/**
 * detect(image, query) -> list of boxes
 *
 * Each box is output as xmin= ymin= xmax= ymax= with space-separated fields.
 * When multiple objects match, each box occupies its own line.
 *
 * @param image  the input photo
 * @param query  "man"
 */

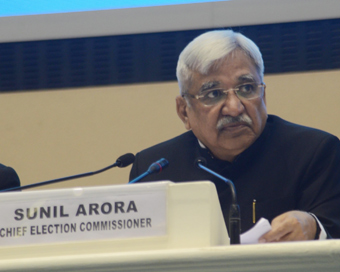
xmin=129 ymin=30 xmax=340 ymax=242
xmin=0 ymin=163 xmax=20 ymax=191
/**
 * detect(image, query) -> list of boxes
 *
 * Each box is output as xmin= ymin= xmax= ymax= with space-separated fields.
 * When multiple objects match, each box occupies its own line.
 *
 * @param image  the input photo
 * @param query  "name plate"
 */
xmin=0 ymin=183 xmax=167 ymax=246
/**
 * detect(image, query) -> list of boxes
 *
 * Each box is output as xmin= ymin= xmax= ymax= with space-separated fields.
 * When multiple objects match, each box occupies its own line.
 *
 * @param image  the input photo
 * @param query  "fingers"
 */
xmin=259 ymin=211 xmax=317 ymax=243
xmin=259 ymin=215 xmax=293 ymax=242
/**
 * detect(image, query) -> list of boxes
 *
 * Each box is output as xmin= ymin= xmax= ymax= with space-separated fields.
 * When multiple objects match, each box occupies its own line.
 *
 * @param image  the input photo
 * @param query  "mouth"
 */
xmin=218 ymin=122 xmax=249 ymax=132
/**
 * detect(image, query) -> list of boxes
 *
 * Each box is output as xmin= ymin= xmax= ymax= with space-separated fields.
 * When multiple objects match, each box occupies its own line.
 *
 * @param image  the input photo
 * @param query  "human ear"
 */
xmin=176 ymin=96 xmax=191 ymax=130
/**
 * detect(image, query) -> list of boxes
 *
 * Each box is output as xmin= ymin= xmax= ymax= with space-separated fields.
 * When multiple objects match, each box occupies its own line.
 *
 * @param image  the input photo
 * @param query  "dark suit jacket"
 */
xmin=0 ymin=164 xmax=20 ymax=191
xmin=130 ymin=115 xmax=340 ymax=237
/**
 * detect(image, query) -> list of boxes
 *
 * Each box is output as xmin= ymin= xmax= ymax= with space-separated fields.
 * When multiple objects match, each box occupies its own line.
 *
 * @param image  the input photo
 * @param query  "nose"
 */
xmin=221 ymin=91 xmax=245 ymax=116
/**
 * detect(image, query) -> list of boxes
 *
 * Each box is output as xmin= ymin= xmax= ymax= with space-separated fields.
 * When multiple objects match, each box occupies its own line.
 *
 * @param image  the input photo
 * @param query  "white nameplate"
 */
xmin=0 ymin=183 xmax=167 ymax=246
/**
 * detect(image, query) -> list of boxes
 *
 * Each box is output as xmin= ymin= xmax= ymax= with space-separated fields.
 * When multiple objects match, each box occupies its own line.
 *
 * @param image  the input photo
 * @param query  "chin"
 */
xmin=220 ymin=135 xmax=257 ymax=152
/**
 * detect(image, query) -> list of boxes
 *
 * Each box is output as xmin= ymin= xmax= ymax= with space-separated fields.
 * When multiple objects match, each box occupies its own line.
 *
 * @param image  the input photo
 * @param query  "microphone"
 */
xmin=1 ymin=153 xmax=135 ymax=192
xmin=195 ymin=157 xmax=241 ymax=245
xmin=129 ymin=158 xmax=169 ymax=184
xmin=115 ymin=153 xmax=136 ymax=168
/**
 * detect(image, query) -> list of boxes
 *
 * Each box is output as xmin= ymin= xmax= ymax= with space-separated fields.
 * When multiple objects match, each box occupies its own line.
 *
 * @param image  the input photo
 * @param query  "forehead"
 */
xmin=191 ymin=50 xmax=260 ymax=92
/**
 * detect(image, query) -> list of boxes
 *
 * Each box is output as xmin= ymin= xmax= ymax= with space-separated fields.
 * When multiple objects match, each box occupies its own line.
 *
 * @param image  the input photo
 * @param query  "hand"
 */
xmin=259 ymin=211 xmax=317 ymax=242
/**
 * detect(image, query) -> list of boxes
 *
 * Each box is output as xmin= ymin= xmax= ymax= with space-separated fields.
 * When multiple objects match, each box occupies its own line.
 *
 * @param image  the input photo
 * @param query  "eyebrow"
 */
xmin=237 ymin=74 xmax=257 ymax=83
xmin=199 ymin=81 xmax=221 ymax=93
xmin=198 ymin=74 xmax=257 ymax=93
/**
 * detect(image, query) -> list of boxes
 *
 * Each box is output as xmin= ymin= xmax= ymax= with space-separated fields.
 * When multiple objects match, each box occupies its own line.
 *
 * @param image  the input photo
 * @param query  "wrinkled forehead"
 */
xmin=179 ymin=49 xmax=262 ymax=95
xmin=198 ymin=74 xmax=258 ymax=92
xmin=206 ymin=49 xmax=260 ymax=76
xmin=191 ymin=51 xmax=261 ymax=90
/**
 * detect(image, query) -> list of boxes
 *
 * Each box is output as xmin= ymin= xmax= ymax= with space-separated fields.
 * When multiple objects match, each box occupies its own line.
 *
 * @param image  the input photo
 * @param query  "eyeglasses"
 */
xmin=182 ymin=82 xmax=266 ymax=106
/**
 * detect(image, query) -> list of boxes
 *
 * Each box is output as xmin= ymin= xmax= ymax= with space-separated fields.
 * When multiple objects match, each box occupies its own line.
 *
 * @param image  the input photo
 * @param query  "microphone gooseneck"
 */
xmin=195 ymin=157 xmax=241 ymax=245
xmin=1 ymin=153 xmax=136 ymax=192
xmin=194 ymin=157 xmax=237 ymax=204
xmin=129 ymin=158 xmax=169 ymax=184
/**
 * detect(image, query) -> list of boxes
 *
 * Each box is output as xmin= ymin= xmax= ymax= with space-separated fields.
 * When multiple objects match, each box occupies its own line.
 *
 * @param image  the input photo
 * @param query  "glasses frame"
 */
xmin=182 ymin=82 xmax=266 ymax=106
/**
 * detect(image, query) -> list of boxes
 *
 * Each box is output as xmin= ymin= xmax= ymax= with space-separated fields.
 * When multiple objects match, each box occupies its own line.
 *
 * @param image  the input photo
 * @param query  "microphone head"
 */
xmin=116 ymin=153 xmax=135 ymax=168
xmin=147 ymin=158 xmax=169 ymax=174
xmin=194 ymin=157 xmax=207 ymax=168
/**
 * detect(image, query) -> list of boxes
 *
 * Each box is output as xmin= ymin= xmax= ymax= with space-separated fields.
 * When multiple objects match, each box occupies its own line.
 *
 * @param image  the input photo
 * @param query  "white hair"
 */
xmin=176 ymin=30 xmax=264 ymax=95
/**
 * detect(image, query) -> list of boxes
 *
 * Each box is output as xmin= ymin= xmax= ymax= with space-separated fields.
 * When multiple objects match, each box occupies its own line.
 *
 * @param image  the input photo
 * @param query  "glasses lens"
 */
xmin=236 ymin=83 xmax=263 ymax=100
xmin=201 ymin=90 xmax=226 ymax=105
xmin=198 ymin=84 xmax=264 ymax=106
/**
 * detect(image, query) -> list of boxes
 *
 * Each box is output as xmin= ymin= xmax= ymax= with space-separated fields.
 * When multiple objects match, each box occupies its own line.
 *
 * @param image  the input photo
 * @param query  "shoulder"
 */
xmin=267 ymin=115 xmax=339 ymax=145
xmin=138 ymin=131 xmax=197 ymax=155
xmin=130 ymin=131 xmax=198 ymax=181
xmin=0 ymin=164 xmax=21 ymax=190
xmin=263 ymin=115 xmax=340 ymax=167
xmin=134 ymin=130 xmax=197 ymax=165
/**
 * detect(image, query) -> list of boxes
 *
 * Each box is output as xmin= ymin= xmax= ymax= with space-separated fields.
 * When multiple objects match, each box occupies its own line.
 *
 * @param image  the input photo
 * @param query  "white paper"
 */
xmin=240 ymin=218 xmax=272 ymax=244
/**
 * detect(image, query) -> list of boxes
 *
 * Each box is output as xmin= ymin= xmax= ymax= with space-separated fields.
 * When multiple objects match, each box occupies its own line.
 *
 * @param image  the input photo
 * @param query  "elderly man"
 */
xmin=129 ymin=30 xmax=340 ymax=242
